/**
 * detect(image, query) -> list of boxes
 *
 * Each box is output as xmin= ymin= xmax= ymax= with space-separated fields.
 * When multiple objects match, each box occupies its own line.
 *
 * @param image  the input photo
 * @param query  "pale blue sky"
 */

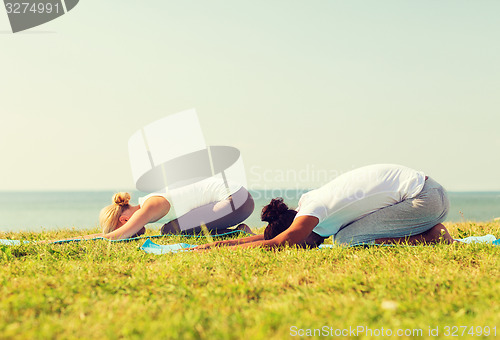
xmin=1 ymin=1 xmax=499 ymax=191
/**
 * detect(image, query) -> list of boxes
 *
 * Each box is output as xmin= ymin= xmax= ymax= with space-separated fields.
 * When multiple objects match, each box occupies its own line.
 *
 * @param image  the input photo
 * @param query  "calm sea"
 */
xmin=1 ymin=190 xmax=499 ymax=232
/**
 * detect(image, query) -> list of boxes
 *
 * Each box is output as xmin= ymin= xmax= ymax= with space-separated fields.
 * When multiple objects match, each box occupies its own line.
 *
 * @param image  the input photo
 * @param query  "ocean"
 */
xmin=1 ymin=190 xmax=499 ymax=232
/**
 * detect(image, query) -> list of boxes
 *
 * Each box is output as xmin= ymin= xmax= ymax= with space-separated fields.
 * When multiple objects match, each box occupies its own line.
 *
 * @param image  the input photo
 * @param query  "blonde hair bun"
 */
xmin=113 ymin=192 xmax=131 ymax=207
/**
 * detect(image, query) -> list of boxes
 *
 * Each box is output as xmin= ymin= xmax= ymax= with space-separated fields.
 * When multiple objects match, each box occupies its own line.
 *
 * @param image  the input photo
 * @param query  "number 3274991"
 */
xmin=444 ymin=326 xmax=496 ymax=337
xmin=5 ymin=2 xmax=61 ymax=14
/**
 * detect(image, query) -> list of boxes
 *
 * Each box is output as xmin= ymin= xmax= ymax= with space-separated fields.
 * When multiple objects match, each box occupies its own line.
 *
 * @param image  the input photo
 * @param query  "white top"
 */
xmin=139 ymin=176 xmax=242 ymax=228
xmin=295 ymin=164 xmax=426 ymax=237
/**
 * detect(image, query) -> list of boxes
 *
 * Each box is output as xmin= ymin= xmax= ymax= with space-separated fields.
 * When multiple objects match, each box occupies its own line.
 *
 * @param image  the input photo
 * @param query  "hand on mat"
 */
xmin=194 ymin=240 xmax=234 ymax=250
xmin=195 ymin=234 xmax=266 ymax=250
xmin=194 ymin=243 xmax=217 ymax=250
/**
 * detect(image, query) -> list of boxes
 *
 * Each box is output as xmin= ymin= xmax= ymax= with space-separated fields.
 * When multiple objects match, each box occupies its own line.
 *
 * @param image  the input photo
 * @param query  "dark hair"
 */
xmin=262 ymin=198 xmax=297 ymax=240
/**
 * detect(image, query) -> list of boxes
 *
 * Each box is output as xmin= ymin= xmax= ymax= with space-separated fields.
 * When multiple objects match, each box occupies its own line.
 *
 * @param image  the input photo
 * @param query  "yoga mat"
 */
xmin=0 ymin=230 xmax=251 ymax=246
xmin=139 ymin=235 xmax=499 ymax=255
xmin=140 ymin=239 xmax=197 ymax=254
xmin=3 ymin=233 xmax=496 ymax=253
xmin=318 ymin=235 xmax=498 ymax=248
xmin=455 ymin=234 xmax=497 ymax=244
xmin=0 ymin=240 xmax=29 ymax=246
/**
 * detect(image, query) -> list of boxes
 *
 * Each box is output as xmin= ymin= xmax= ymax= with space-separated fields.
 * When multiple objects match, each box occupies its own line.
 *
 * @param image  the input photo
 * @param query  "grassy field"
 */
xmin=1 ymin=221 xmax=499 ymax=339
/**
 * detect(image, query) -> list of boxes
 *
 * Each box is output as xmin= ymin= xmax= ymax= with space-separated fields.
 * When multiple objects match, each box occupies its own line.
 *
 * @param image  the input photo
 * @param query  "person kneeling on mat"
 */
xmin=197 ymin=164 xmax=455 ymax=250
xmin=98 ymin=177 xmax=254 ymax=240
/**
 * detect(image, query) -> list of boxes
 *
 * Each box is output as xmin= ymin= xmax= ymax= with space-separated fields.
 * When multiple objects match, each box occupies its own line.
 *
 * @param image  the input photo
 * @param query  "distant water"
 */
xmin=0 ymin=190 xmax=499 ymax=232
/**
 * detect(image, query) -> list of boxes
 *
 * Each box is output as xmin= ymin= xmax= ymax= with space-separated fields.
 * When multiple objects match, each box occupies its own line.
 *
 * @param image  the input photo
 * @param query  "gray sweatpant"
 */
xmin=334 ymin=177 xmax=450 ymax=245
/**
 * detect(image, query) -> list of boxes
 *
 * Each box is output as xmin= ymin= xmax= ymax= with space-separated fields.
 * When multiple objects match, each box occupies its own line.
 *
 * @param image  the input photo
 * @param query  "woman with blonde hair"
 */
xmin=99 ymin=192 xmax=147 ymax=238
xmin=97 ymin=177 xmax=254 ymax=240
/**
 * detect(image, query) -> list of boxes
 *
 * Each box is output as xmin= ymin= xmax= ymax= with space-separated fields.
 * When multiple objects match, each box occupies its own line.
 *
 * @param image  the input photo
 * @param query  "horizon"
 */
xmin=2 ymin=189 xmax=500 ymax=194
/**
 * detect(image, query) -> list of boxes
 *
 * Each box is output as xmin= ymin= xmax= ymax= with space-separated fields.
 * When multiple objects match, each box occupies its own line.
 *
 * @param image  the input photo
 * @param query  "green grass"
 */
xmin=1 ymin=222 xmax=499 ymax=339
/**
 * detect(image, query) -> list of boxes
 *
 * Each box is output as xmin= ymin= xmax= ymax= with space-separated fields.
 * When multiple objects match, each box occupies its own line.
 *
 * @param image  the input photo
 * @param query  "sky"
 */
xmin=1 ymin=0 xmax=499 ymax=192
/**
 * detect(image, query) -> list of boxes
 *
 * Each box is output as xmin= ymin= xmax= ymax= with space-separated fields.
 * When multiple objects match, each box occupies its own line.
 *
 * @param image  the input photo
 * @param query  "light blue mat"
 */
xmin=0 ymin=240 xmax=29 ymax=246
xmin=140 ymin=239 xmax=197 ymax=254
xmin=140 ymin=235 xmax=499 ymax=255
xmin=0 ymin=230 xmax=250 ymax=247
xmin=319 ymin=234 xmax=499 ymax=248
xmin=3 ymin=233 xmax=497 ymax=254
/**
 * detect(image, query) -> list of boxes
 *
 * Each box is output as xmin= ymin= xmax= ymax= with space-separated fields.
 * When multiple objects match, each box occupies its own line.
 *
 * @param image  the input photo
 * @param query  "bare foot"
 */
xmin=375 ymin=223 xmax=456 ymax=245
xmin=236 ymin=223 xmax=255 ymax=235
xmin=160 ymin=220 xmax=181 ymax=235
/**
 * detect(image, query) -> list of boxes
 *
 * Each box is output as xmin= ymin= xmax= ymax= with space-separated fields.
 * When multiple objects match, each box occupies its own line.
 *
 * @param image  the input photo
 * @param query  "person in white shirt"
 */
xmin=198 ymin=164 xmax=454 ymax=249
xmin=97 ymin=177 xmax=254 ymax=240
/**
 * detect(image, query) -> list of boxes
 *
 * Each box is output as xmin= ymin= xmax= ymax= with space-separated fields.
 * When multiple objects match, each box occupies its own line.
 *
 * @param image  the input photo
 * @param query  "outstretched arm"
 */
xmin=38 ymin=232 xmax=105 ymax=244
xmin=103 ymin=197 xmax=170 ymax=240
xmin=195 ymin=216 xmax=319 ymax=250
xmin=195 ymin=234 xmax=265 ymax=249
xmin=38 ymin=197 xmax=170 ymax=243
xmin=233 ymin=216 xmax=320 ymax=249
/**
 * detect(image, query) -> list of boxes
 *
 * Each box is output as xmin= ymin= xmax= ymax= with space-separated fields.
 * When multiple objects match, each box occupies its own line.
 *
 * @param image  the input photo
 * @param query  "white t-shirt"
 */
xmin=295 ymin=164 xmax=426 ymax=237
xmin=138 ymin=176 xmax=242 ymax=227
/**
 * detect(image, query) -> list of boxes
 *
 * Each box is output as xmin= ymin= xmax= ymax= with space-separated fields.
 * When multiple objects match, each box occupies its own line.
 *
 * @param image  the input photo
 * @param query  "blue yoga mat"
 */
xmin=319 ymin=235 xmax=499 ymax=248
xmin=0 ymin=239 xmax=29 ymax=246
xmin=140 ymin=239 xmax=197 ymax=254
xmin=3 ymin=233 xmax=497 ymax=253
xmin=0 ymin=230 xmax=250 ymax=247
xmin=139 ymin=235 xmax=499 ymax=255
